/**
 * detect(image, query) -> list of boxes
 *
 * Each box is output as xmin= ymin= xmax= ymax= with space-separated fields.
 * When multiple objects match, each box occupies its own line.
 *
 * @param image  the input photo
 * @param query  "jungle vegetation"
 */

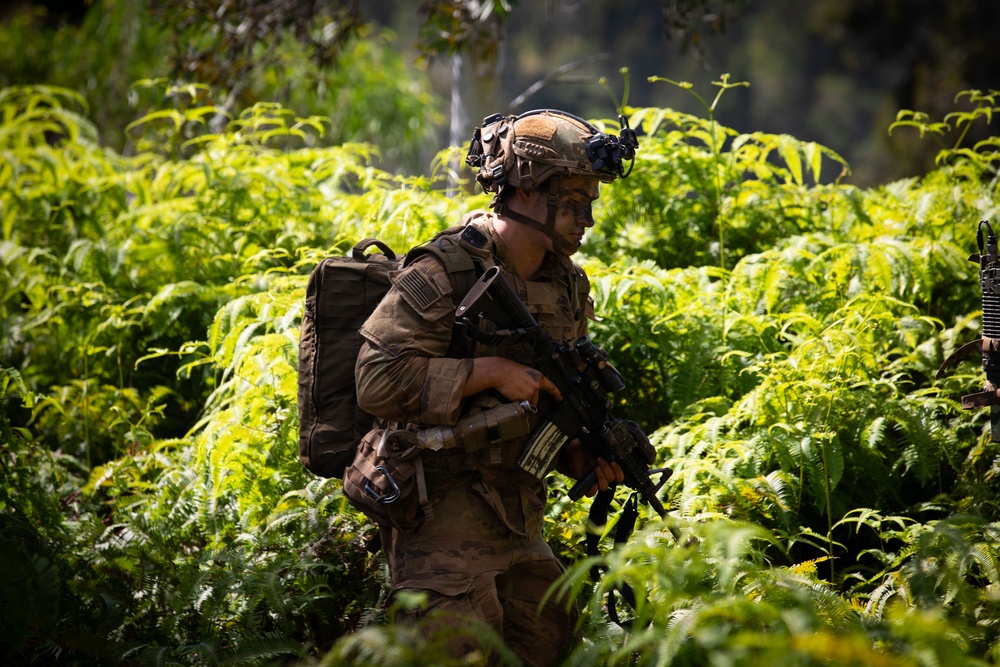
xmin=3 ymin=3 xmax=1000 ymax=666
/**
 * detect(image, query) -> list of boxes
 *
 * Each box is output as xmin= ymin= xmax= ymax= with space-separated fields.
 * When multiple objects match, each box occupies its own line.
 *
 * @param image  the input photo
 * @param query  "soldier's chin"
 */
xmin=554 ymin=242 xmax=580 ymax=257
xmin=556 ymin=235 xmax=583 ymax=254
xmin=546 ymin=232 xmax=582 ymax=256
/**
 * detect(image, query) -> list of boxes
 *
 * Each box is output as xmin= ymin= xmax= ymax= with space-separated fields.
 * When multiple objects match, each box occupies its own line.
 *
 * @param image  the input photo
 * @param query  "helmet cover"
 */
xmin=466 ymin=109 xmax=638 ymax=194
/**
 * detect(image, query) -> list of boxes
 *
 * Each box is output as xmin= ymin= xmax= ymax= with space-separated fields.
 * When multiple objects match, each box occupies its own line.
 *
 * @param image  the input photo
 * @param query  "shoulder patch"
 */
xmin=395 ymin=267 xmax=444 ymax=311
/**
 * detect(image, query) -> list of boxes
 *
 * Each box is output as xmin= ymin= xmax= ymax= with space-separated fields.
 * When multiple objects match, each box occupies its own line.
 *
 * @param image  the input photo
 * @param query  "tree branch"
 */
xmin=507 ymin=52 xmax=611 ymax=110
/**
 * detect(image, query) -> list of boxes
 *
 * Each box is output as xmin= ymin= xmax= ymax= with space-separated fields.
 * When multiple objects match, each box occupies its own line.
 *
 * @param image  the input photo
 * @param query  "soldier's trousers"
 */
xmin=382 ymin=482 xmax=578 ymax=666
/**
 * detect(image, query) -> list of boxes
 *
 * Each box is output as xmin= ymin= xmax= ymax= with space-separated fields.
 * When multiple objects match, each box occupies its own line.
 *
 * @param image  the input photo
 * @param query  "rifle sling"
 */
xmin=587 ymin=488 xmax=647 ymax=630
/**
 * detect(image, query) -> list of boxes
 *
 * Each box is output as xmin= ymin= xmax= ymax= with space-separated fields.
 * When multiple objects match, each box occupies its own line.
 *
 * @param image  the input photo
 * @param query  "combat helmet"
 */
xmin=466 ymin=109 xmax=638 ymax=254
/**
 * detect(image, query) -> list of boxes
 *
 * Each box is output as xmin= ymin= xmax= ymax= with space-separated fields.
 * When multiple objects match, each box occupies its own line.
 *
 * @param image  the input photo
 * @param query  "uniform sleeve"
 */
xmin=356 ymin=255 xmax=474 ymax=426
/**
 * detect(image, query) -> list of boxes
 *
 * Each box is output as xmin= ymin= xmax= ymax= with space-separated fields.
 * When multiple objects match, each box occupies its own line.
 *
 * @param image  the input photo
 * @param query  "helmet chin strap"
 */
xmin=491 ymin=177 xmax=579 ymax=256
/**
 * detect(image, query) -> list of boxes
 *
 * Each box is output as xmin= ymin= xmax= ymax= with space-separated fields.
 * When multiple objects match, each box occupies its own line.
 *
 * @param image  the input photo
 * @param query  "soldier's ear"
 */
xmin=513 ymin=186 xmax=535 ymax=203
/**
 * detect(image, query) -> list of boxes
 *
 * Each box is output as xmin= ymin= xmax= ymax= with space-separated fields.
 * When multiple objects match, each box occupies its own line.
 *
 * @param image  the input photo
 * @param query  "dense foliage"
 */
xmin=2 ymin=77 xmax=1000 ymax=666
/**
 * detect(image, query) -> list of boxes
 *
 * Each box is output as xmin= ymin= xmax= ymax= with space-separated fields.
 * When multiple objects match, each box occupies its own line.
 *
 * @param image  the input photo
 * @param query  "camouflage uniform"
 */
xmin=356 ymin=210 xmax=592 ymax=665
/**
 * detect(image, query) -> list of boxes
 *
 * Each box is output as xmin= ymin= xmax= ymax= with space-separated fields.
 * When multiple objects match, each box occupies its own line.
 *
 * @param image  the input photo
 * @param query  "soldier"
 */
xmin=355 ymin=109 xmax=633 ymax=665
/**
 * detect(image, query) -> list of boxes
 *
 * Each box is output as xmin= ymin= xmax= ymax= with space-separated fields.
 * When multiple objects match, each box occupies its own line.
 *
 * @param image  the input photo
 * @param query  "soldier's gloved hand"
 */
xmin=465 ymin=356 xmax=562 ymax=407
xmin=557 ymin=439 xmax=624 ymax=497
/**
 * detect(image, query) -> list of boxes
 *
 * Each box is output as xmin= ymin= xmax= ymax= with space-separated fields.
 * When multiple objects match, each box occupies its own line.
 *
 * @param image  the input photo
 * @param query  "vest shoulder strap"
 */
xmin=404 ymin=224 xmax=495 ymax=305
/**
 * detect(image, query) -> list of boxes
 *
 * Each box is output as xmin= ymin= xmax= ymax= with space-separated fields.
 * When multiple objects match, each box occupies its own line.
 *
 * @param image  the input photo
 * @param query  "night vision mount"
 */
xmin=585 ymin=113 xmax=639 ymax=178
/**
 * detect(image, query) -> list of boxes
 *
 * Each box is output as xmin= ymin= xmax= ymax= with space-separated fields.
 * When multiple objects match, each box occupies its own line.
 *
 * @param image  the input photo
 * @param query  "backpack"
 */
xmin=296 ymin=229 xmax=486 ymax=479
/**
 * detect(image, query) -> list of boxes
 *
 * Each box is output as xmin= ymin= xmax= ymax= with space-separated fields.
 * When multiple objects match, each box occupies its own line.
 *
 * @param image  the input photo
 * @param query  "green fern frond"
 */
xmin=216 ymin=630 xmax=301 ymax=665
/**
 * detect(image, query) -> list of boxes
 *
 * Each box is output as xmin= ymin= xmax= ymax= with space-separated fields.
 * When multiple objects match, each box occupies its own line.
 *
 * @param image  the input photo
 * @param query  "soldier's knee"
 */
xmin=389 ymin=579 xmax=509 ymax=664
xmin=501 ymin=595 xmax=578 ymax=667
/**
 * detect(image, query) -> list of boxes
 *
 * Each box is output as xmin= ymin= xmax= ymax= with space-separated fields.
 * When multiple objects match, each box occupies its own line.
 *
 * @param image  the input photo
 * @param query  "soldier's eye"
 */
xmin=560 ymin=199 xmax=592 ymax=220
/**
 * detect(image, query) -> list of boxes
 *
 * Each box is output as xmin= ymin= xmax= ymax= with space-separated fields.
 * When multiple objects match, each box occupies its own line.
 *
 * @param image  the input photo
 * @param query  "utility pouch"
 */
xmin=342 ymin=429 xmax=433 ymax=531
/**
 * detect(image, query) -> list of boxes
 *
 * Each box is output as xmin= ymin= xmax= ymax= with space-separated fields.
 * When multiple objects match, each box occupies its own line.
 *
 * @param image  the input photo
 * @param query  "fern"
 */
xmin=5 ymin=76 xmax=1000 ymax=664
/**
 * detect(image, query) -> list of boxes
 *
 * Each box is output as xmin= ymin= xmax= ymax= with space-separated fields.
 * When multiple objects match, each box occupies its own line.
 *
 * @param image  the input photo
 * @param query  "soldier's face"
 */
xmin=551 ymin=177 xmax=600 ymax=254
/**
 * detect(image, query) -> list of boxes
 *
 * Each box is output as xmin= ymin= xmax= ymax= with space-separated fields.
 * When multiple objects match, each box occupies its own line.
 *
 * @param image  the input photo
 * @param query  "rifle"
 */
xmin=455 ymin=265 xmax=670 ymax=516
xmin=937 ymin=219 xmax=1000 ymax=441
